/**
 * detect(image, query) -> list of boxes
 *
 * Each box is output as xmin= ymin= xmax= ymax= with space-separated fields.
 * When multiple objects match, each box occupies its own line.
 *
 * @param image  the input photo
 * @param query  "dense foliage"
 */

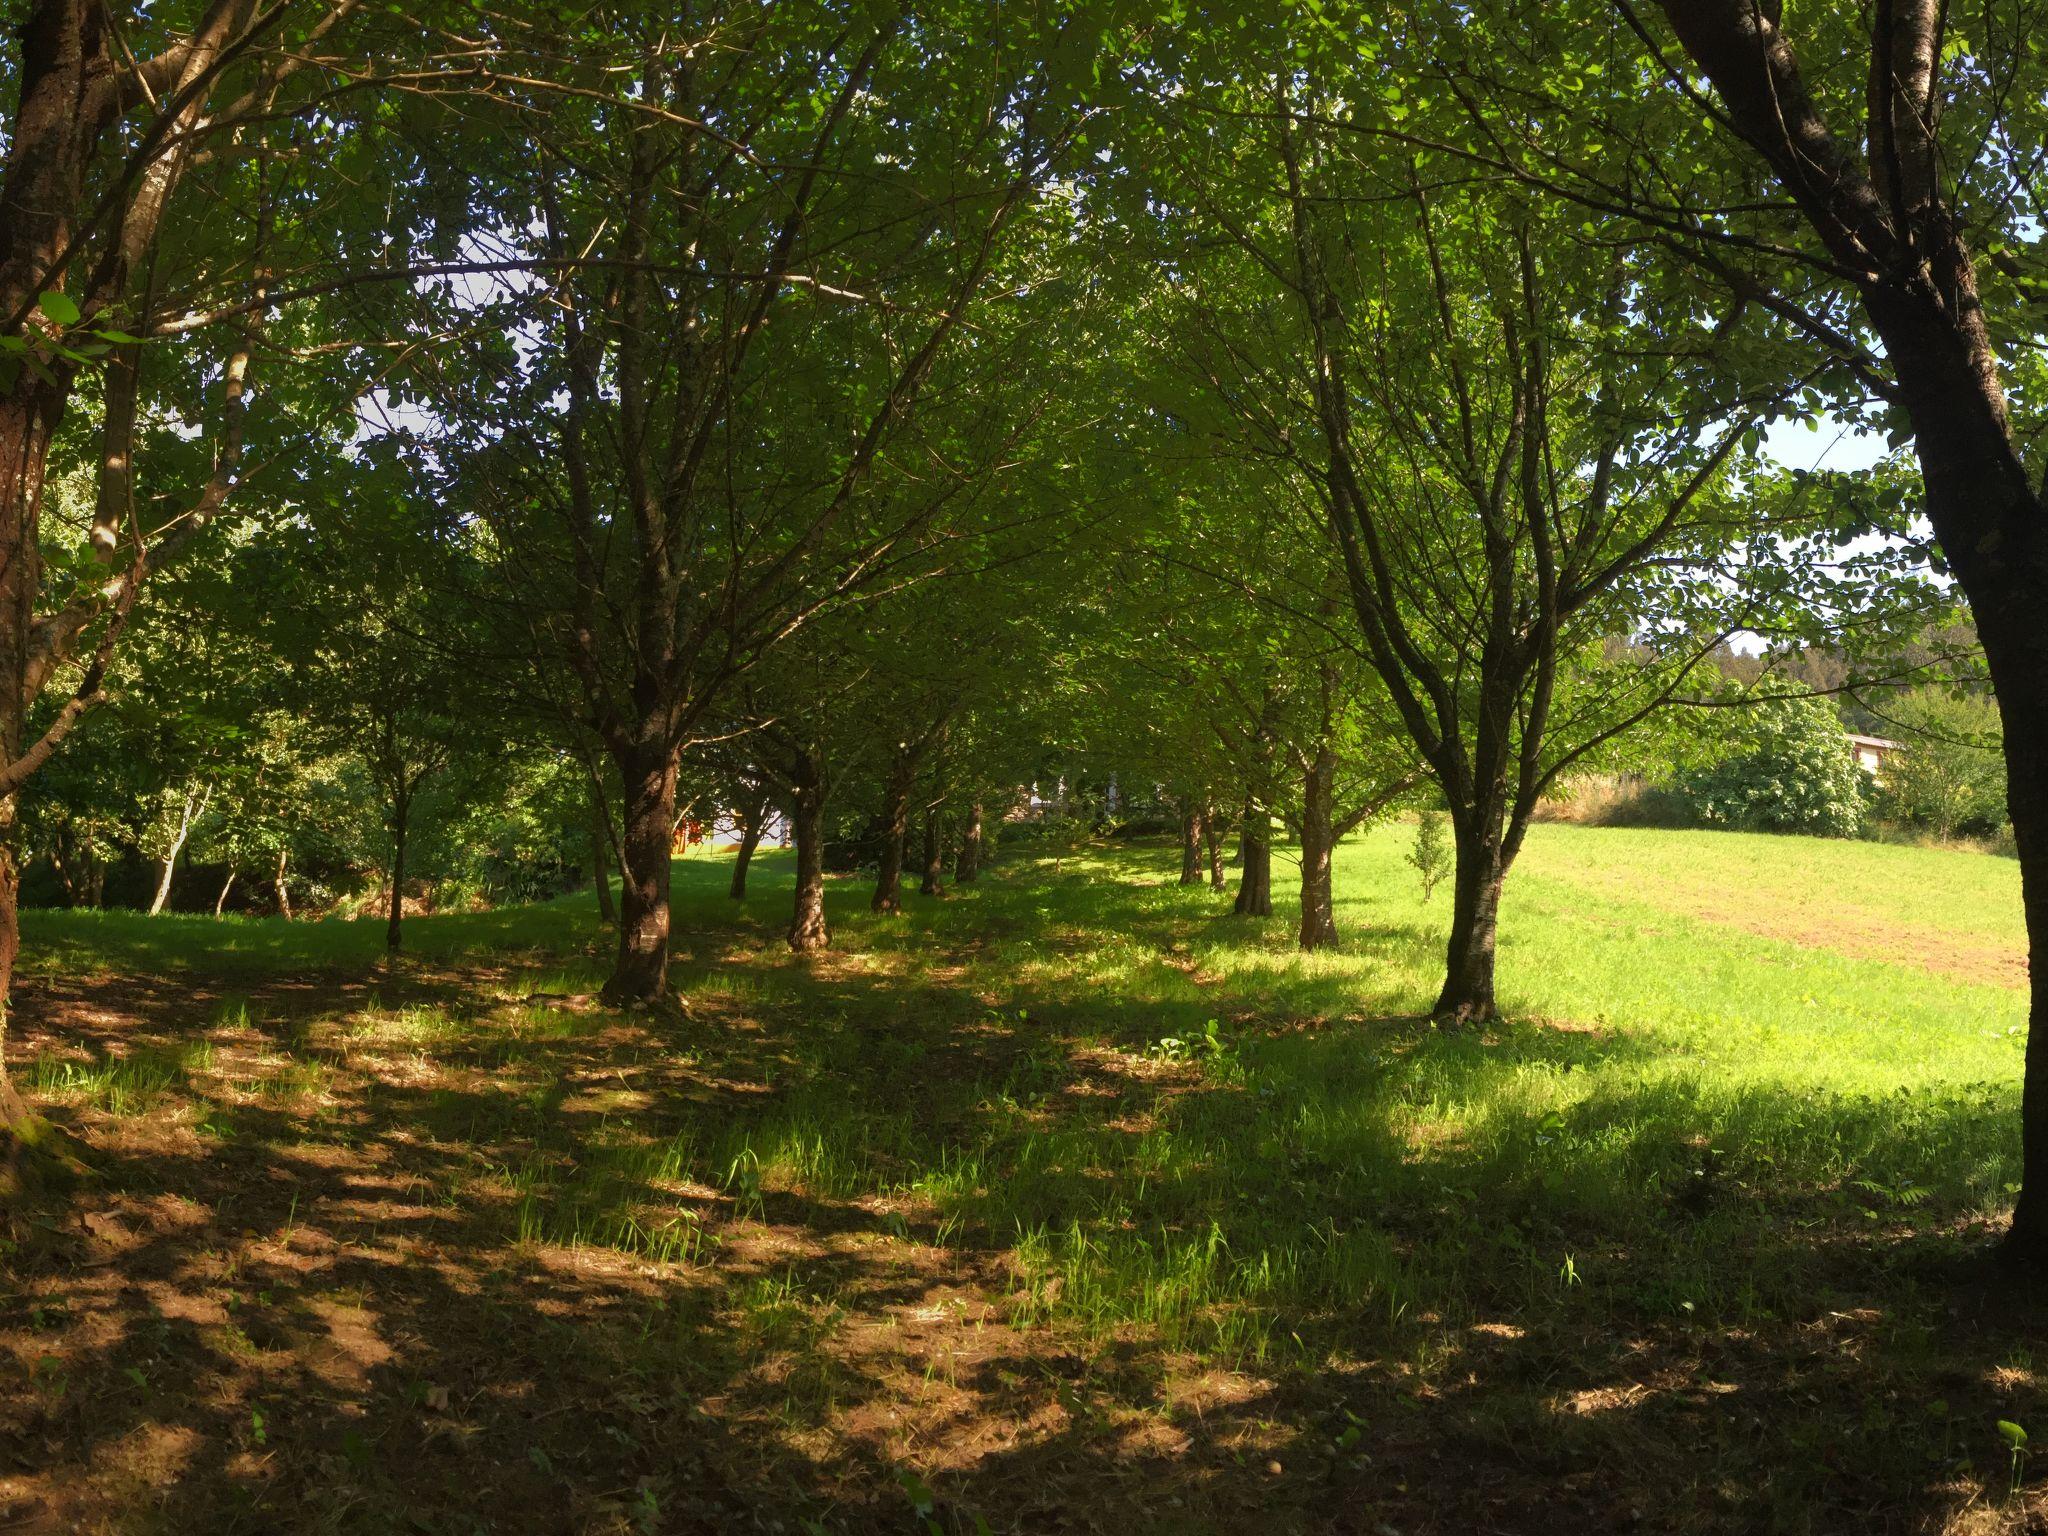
xmin=1680 ymin=696 xmax=1870 ymax=838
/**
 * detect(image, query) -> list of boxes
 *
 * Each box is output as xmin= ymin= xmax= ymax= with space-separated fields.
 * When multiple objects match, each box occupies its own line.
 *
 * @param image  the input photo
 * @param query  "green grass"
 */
xmin=11 ymin=825 xmax=2042 ymax=1532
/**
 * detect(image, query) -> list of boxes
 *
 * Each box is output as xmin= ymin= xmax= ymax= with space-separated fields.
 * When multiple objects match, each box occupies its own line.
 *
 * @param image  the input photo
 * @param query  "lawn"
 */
xmin=2 ymin=824 xmax=2040 ymax=1534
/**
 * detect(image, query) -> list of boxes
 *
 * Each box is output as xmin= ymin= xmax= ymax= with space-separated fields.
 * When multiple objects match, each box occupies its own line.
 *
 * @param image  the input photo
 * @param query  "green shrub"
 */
xmin=1679 ymin=695 xmax=1866 ymax=837
xmin=1869 ymin=688 xmax=2006 ymax=838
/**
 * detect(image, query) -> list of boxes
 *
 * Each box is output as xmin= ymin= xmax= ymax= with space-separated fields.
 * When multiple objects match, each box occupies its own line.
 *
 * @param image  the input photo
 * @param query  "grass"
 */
xmin=0 ymin=826 xmax=2039 ymax=1534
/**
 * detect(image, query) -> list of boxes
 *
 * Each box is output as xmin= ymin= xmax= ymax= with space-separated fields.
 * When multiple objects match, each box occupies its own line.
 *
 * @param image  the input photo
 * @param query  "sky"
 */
xmin=1759 ymin=414 xmax=1890 ymax=476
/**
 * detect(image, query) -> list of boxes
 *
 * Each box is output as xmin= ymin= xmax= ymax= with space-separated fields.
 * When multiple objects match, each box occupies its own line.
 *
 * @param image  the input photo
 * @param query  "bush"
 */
xmin=1679 ymin=695 xmax=1866 ymax=837
xmin=1869 ymin=688 xmax=2006 ymax=838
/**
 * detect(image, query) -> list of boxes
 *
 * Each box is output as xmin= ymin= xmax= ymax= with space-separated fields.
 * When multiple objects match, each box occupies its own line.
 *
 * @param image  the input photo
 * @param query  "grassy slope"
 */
xmin=5 ymin=825 xmax=2041 ymax=1534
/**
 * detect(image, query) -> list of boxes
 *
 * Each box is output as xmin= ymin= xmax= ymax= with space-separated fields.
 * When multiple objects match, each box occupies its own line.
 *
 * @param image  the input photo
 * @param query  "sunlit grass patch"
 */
xmin=501 ymin=1127 xmax=722 ymax=1265
xmin=25 ymin=1039 xmax=215 ymax=1115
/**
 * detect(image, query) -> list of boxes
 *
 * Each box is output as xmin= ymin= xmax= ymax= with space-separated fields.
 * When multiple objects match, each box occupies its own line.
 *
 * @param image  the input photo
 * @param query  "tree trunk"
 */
xmin=728 ymin=783 xmax=770 ymax=901
xmin=1179 ymin=803 xmax=1203 ymax=886
xmin=1860 ymin=330 xmax=2048 ymax=1264
xmin=603 ymin=737 xmax=677 ymax=1006
xmin=1646 ymin=0 xmax=2048 ymax=1269
xmin=1298 ymin=752 xmax=1339 ymax=951
xmin=214 ymin=865 xmax=236 ymax=919
xmin=274 ymin=846 xmax=292 ymax=921
xmin=591 ymin=793 xmax=618 ymax=925
xmin=1233 ymin=809 xmax=1272 ymax=917
xmin=871 ymin=754 xmax=916 ymax=914
xmin=0 ymin=398 xmax=49 ymax=1127
xmin=954 ymin=801 xmax=983 ymax=883
xmin=147 ymin=783 xmax=209 ymax=917
xmin=149 ymin=850 xmax=177 ymax=918
xmin=385 ymin=812 xmax=408 ymax=954
xmin=919 ymin=804 xmax=944 ymax=896
xmin=788 ymin=760 xmax=829 ymax=953
xmin=2007 ymin=729 xmax=2048 ymax=1261
xmin=1433 ymin=816 xmax=1508 ymax=1025
xmin=1205 ymin=808 xmax=1226 ymax=889
xmin=0 ymin=816 xmax=28 ymax=1131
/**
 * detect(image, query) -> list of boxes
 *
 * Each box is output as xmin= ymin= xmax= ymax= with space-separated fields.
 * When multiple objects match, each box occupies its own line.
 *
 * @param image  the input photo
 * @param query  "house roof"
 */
xmin=1846 ymin=733 xmax=1904 ymax=750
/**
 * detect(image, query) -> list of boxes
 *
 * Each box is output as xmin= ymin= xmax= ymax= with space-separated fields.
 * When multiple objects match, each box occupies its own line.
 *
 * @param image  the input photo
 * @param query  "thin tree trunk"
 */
xmin=591 ymin=794 xmax=618 ymax=926
xmin=729 ymin=782 xmax=770 ymax=901
xmin=919 ymin=804 xmax=944 ymax=896
xmin=954 ymin=801 xmax=983 ymax=883
xmin=0 ymin=392 xmax=53 ymax=1131
xmin=1233 ymin=807 xmax=1273 ymax=917
xmin=0 ymin=811 xmax=28 ymax=1131
xmin=274 ymin=846 xmax=292 ymax=921
xmin=1298 ymin=751 xmax=1339 ymax=951
xmin=385 ymin=800 xmax=409 ymax=953
xmin=214 ymin=865 xmax=236 ymax=919
xmin=148 ymin=783 xmax=209 ymax=917
xmin=149 ymin=850 xmax=177 ymax=918
xmin=872 ymin=753 xmax=916 ymax=914
xmin=788 ymin=765 xmax=829 ymax=953
xmin=1179 ymin=803 xmax=1203 ymax=885
xmin=603 ymin=737 xmax=677 ymax=1006
xmin=1205 ymin=806 xmax=1226 ymax=889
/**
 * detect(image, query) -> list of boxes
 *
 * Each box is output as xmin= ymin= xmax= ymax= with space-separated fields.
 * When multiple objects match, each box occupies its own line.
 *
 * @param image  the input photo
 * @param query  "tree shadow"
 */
xmin=1 ymin=843 xmax=2040 ymax=1533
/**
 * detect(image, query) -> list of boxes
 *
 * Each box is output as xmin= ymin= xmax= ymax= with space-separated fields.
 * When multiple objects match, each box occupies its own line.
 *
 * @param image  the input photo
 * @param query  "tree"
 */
xmin=1116 ymin=40 xmax=1898 ymax=1019
xmin=0 ymin=0 xmax=397 ymax=1131
xmin=1405 ymin=0 xmax=2048 ymax=1262
xmin=398 ymin=4 xmax=1102 ymax=1007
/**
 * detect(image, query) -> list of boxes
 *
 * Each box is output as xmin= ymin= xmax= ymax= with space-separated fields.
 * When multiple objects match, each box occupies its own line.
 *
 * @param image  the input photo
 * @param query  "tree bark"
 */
xmin=728 ymin=781 xmax=770 ymax=901
xmin=1298 ymin=752 xmax=1339 ymax=951
xmin=788 ymin=757 xmax=829 ymax=953
xmin=1434 ymin=814 xmax=1510 ymax=1025
xmin=274 ymin=846 xmax=292 ymax=921
xmin=1233 ymin=807 xmax=1272 ymax=917
xmin=1205 ymin=807 xmax=1226 ymax=889
xmin=954 ymin=801 xmax=983 ymax=883
xmin=214 ymin=865 xmax=236 ymax=919
xmin=603 ymin=737 xmax=678 ymax=1006
xmin=919 ymin=804 xmax=944 ymax=896
xmin=1179 ymin=802 xmax=1203 ymax=885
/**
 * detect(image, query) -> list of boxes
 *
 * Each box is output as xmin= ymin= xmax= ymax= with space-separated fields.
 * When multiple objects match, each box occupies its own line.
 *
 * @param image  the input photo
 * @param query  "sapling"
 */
xmin=1409 ymin=809 xmax=1450 ymax=903
xmin=2001 ymin=1419 xmax=2029 ymax=1498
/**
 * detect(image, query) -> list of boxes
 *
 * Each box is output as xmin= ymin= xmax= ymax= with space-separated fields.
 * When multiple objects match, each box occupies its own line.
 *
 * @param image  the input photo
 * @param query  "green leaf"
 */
xmin=895 ymin=1469 xmax=936 ymax=1516
xmin=37 ymin=291 xmax=80 ymax=327
xmin=2000 ymin=1419 xmax=2028 ymax=1450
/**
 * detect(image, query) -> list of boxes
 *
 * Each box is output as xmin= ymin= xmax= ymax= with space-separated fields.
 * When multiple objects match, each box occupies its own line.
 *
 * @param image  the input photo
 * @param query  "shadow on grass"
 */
xmin=3 ymin=841 xmax=2041 ymax=1533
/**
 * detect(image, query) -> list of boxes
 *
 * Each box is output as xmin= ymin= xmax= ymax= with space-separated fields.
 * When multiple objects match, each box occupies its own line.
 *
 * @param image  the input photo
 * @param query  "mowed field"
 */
xmin=1 ymin=824 xmax=2039 ymax=1535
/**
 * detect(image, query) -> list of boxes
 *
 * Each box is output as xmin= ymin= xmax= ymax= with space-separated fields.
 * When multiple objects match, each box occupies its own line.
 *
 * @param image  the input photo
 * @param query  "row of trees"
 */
xmin=5 ymin=0 xmax=2047 ymax=1264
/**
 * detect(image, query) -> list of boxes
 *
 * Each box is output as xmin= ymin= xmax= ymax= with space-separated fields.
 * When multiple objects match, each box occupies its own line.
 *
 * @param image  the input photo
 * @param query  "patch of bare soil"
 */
xmin=1547 ymin=865 xmax=2029 ymax=991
